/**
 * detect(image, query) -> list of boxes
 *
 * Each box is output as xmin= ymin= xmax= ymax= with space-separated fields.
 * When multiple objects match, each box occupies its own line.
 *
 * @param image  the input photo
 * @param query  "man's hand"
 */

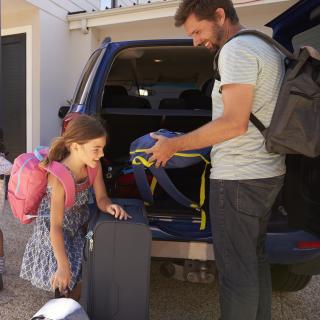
xmin=145 ymin=133 xmax=178 ymax=167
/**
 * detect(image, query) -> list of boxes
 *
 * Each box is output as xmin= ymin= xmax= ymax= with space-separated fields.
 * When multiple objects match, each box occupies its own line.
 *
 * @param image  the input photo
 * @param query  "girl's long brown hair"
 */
xmin=41 ymin=114 xmax=106 ymax=166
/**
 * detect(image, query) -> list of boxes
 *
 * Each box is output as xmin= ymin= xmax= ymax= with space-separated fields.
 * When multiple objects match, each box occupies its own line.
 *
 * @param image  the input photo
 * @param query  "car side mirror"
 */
xmin=58 ymin=106 xmax=70 ymax=119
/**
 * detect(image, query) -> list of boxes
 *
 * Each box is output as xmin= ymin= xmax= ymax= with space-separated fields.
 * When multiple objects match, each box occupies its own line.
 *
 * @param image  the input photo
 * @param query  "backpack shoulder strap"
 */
xmin=132 ymin=161 xmax=196 ymax=208
xmin=213 ymin=29 xmax=296 ymax=81
xmin=87 ymin=166 xmax=98 ymax=186
xmin=249 ymin=113 xmax=267 ymax=136
xmin=231 ymin=30 xmax=295 ymax=59
xmin=148 ymin=166 xmax=196 ymax=208
xmin=33 ymin=146 xmax=49 ymax=161
xmin=45 ymin=162 xmax=76 ymax=208
xmin=132 ymin=164 xmax=154 ymax=205
xmin=213 ymin=29 xmax=293 ymax=134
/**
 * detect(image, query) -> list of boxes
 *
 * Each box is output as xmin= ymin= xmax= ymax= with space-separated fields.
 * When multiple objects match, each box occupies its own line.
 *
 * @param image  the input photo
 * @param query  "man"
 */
xmin=146 ymin=1 xmax=285 ymax=319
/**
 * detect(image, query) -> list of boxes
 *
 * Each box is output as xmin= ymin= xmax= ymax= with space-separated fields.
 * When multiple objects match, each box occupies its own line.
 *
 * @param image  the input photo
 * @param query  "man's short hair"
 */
xmin=175 ymin=0 xmax=239 ymax=27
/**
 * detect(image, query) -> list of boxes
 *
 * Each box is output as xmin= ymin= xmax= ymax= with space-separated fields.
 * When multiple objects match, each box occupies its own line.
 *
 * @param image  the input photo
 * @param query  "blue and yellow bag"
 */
xmin=130 ymin=129 xmax=211 ymax=230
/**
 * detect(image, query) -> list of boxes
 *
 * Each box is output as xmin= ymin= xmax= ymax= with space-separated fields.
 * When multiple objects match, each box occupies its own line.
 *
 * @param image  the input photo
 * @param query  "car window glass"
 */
xmin=101 ymin=46 xmax=213 ymax=110
xmin=73 ymin=49 xmax=102 ymax=104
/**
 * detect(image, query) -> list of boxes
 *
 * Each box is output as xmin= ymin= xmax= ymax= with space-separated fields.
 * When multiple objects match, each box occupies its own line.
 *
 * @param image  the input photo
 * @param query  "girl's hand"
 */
xmin=50 ymin=265 xmax=72 ymax=294
xmin=105 ymin=204 xmax=132 ymax=220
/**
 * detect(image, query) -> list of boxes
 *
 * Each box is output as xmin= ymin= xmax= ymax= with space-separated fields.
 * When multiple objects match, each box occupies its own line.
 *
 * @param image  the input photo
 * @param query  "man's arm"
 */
xmin=147 ymin=83 xmax=254 ymax=167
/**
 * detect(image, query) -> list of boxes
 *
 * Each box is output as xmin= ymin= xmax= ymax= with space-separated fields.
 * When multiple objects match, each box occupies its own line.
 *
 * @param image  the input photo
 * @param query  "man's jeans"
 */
xmin=210 ymin=176 xmax=284 ymax=320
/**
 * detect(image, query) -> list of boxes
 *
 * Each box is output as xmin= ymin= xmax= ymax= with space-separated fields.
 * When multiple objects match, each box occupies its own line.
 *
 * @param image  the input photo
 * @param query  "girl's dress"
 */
xmin=20 ymin=172 xmax=91 ymax=291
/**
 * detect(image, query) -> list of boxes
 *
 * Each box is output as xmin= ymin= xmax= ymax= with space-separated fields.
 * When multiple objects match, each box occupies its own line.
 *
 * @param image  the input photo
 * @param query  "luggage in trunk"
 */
xmin=80 ymin=198 xmax=151 ymax=320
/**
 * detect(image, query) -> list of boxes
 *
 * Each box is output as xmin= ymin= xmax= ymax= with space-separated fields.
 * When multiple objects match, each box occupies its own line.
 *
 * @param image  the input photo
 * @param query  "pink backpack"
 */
xmin=8 ymin=146 xmax=98 ymax=224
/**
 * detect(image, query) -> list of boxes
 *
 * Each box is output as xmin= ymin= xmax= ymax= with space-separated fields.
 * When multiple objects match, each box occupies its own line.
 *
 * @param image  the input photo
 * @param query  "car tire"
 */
xmin=271 ymin=264 xmax=312 ymax=292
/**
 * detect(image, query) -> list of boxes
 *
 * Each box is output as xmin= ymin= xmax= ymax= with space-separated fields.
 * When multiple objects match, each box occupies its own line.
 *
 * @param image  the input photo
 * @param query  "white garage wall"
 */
xmin=39 ymin=10 xmax=70 ymax=145
xmin=38 ymin=12 xmax=100 ymax=146
xmin=95 ymin=1 xmax=296 ymax=43
xmin=68 ymin=28 xmax=100 ymax=104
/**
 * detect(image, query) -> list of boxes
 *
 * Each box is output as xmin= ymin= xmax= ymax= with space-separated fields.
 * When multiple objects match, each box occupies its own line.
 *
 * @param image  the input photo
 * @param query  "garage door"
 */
xmin=1 ymin=33 xmax=26 ymax=162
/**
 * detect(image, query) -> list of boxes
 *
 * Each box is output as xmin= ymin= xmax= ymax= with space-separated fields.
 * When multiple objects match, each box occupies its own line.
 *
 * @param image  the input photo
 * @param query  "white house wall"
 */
xmin=68 ymin=28 xmax=100 ymax=103
xmin=95 ymin=1 xmax=296 ymax=43
xmin=236 ymin=1 xmax=293 ymax=34
xmin=39 ymin=10 xmax=70 ymax=145
xmin=38 ymin=11 xmax=100 ymax=146
xmin=97 ymin=17 xmax=187 ymax=43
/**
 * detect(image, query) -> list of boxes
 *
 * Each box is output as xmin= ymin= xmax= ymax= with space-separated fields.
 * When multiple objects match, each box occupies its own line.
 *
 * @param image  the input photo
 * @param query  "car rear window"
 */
xmin=101 ymin=45 xmax=214 ymax=111
xmin=73 ymin=49 xmax=104 ymax=105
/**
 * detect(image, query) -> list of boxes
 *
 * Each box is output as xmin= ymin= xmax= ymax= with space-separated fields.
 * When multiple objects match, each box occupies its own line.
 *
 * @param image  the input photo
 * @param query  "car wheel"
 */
xmin=271 ymin=264 xmax=312 ymax=292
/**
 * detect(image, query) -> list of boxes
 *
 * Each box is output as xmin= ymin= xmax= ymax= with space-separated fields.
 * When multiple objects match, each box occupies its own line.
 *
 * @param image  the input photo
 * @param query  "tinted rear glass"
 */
xmin=73 ymin=49 xmax=102 ymax=104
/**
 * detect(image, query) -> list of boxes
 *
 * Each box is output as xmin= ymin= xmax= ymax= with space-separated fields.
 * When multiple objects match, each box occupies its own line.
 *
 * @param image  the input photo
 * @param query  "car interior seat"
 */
xmin=179 ymin=89 xmax=212 ymax=110
xmin=158 ymin=98 xmax=186 ymax=109
xmin=102 ymin=85 xmax=151 ymax=109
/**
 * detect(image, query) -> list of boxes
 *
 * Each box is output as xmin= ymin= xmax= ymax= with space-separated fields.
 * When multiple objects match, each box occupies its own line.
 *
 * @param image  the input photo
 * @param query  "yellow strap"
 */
xmin=130 ymin=148 xmax=149 ymax=154
xmin=150 ymin=176 xmax=157 ymax=194
xmin=130 ymin=149 xmax=210 ymax=165
xmin=131 ymin=148 xmax=209 ymax=231
xmin=199 ymin=162 xmax=208 ymax=207
xmin=174 ymin=152 xmax=210 ymax=164
xmin=132 ymin=156 xmax=154 ymax=167
xmin=200 ymin=209 xmax=206 ymax=230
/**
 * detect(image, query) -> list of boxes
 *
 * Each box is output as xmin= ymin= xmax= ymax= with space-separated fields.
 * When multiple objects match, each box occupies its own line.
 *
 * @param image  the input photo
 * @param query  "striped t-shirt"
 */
xmin=210 ymin=34 xmax=286 ymax=180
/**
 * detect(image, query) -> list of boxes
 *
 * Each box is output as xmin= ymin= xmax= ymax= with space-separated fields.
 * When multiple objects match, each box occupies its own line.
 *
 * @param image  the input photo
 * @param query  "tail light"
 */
xmin=297 ymin=241 xmax=320 ymax=249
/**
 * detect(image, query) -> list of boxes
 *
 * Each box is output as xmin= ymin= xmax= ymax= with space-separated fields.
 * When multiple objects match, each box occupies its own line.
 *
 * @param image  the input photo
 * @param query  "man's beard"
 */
xmin=209 ymin=45 xmax=220 ymax=55
xmin=207 ymin=24 xmax=225 ymax=55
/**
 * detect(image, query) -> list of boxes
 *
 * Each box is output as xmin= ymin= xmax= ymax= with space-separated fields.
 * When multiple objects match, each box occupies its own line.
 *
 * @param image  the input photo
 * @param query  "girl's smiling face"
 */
xmin=77 ymin=136 xmax=106 ymax=168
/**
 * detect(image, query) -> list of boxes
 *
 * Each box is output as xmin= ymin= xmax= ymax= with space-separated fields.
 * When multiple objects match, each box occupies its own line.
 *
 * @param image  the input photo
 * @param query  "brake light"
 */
xmin=297 ymin=241 xmax=320 ymax=249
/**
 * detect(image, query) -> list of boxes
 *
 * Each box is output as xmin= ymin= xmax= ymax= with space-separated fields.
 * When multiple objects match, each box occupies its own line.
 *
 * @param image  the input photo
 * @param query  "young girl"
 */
xmin=20 ymin=114 xmax=130 ymax=298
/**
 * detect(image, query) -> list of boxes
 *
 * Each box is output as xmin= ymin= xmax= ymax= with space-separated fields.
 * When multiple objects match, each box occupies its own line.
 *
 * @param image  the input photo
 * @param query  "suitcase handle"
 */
xmin=54 ymin=287 xmax=71 ymax=298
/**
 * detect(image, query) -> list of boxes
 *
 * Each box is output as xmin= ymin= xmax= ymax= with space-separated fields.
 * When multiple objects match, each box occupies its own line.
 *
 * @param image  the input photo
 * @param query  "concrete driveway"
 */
xmin=0 ymin=201 xmax=319 ymax=320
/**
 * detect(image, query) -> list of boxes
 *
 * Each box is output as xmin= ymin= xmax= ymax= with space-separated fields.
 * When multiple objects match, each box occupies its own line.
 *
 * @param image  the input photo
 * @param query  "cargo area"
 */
xmin=97 ymin=44 xmax=320 ymax=239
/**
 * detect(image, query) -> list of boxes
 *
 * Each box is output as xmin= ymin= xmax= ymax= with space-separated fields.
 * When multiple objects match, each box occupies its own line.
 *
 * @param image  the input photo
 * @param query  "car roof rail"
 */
xmin=101 ymin=37 xmax=112 ymax=48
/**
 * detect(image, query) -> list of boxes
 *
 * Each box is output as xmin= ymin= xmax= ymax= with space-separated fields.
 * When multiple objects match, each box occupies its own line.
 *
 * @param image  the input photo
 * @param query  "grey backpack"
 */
xmin=214 ymin=30 xmax=320 ymax=158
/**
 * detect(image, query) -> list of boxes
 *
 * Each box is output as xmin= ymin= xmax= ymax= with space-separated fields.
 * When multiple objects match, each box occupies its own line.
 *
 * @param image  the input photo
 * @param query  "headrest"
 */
xmin=104 ymin=85 xmax=128 ymax=96
xmin=179 ymin=89 xmax=202 ymax=100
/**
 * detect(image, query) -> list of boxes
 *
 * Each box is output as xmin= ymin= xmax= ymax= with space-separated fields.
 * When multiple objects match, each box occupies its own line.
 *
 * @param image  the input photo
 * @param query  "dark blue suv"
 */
xmin=60 ymin=0 xmax=320 ymax=291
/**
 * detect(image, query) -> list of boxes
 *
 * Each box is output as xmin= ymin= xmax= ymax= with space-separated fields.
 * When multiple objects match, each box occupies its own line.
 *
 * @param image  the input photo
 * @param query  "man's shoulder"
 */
xmin=222 ymin=33 xmax=270 ymax=52
xmin=220 ymin=32 xmax=282 ymax=64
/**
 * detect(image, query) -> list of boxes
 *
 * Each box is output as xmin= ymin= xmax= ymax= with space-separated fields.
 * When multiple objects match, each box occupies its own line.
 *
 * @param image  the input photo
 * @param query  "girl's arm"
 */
xmin=48 ymin=174 xmax=71 ymax=292
xmin=93 ymin=162 xmax=131 ymax=220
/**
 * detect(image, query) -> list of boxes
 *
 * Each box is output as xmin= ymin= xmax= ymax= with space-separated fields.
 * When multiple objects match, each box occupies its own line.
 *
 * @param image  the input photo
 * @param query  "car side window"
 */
xmin=73 ymin=49 xmax=103 ymax=105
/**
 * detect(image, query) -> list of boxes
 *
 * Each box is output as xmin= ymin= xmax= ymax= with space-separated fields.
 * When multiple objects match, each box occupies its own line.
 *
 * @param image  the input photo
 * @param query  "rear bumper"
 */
xmin=266 ymin=230 xmax=320 ymax=271
xmin=151 ymin=226 xmax=320 ymax=271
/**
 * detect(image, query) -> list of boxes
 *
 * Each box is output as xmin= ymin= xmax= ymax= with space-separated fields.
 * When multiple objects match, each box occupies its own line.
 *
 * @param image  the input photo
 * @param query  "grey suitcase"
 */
xmin=80 ymin=198 xmax=151 ymax=320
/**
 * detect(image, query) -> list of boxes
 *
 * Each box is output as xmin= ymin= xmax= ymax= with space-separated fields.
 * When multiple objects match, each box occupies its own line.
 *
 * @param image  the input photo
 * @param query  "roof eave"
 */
xmin=68 ymin=0 xmax=294 ymax=30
